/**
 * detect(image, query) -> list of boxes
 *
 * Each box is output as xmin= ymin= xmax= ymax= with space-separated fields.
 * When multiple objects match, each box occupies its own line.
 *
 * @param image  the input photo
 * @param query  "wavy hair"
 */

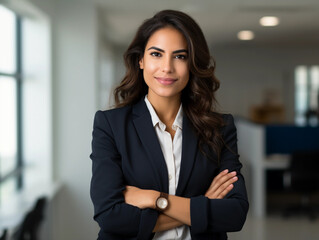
xmin=114 ymin=10 xmax=225 ymax=163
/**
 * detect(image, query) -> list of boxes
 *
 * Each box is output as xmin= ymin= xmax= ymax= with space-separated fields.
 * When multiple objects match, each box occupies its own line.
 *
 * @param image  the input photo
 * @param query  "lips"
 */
xmin=155 ymin=77 xmax=177 ymax=85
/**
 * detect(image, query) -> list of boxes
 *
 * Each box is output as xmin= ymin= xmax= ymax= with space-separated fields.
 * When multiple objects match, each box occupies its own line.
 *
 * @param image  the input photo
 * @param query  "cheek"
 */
xmin=182 ymin=76 xmax=190 ymax=89
xmin=143 ymin=66 xmax=154 ymax=84
xmin=177 ymin=61 xmax=189 ymax=74
xmin=180 ymin=66 xmax=190 ymax=83
xmin=143 ymin=67 xmax=156 ymax=88
xmin=143 ymin=59 xmax=158 ymax=73
xmin=180 ymin=71 xmax=190 ymax=90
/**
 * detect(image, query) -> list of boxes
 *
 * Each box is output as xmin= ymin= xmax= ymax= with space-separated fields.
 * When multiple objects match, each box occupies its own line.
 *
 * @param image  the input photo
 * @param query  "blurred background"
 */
xmin=0 ymin=0 xmax=319 ymax=239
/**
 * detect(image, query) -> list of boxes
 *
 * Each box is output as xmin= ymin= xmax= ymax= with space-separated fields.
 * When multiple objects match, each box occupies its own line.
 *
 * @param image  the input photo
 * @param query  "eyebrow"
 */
xmin=147 ymin=46 xmax=188 ymax=54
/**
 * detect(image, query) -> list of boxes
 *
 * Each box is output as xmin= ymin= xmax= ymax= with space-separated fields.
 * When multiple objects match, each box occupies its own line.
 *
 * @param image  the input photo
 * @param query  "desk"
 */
xmin=251 ymin=154 xmax=289 ymax=218
xmin=263 ymin=154 xmax=290 ymax=169
xmin=0 ymin=180 xmax=61 ymax=234
xmin=235 ymin=119 xmax=290 ymax=218
xmin=236 ymin=118 xmax=319 ymax=218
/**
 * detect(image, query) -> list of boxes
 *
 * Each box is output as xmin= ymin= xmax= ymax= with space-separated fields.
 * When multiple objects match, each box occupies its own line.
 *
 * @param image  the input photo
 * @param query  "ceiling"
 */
xmin=94 ymin=0 xmax=319 ymax=47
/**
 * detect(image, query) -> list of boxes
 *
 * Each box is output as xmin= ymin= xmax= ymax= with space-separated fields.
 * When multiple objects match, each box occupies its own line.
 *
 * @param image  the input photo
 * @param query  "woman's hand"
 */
xmin=205 ymin=169 xmax=238 ymax=199
xmin=123 ymin=186 xmax=159 ymax=209
xmin=153 ymin=214 xmax=184 ymax=232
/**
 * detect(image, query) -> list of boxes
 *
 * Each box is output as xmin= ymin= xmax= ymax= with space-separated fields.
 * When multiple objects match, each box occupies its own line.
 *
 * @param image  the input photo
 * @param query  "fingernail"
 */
xmin=223 ymin=169 xmax=229 ymax=173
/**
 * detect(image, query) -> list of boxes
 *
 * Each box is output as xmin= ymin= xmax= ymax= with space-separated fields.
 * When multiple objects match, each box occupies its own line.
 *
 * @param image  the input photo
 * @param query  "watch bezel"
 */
xmin=155 ymin=192 xmax=169 ymax=211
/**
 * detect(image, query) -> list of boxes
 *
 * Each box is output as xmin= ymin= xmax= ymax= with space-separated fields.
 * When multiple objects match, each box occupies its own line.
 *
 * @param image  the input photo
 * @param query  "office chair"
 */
xmin=12 ymin=196 xmax=47 ymax=240
xmin=283 ymin=150 xmax=319 ymax=220
xmin=0 ymin=229 xmax=7 ymax=240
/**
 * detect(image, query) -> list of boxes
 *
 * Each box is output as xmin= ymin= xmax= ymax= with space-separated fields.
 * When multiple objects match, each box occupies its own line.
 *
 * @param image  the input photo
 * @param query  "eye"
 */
xmin=150 ymin=52 xmax=162 ymax=57
xmin=175 ymin=54 xmax=188 ymax=60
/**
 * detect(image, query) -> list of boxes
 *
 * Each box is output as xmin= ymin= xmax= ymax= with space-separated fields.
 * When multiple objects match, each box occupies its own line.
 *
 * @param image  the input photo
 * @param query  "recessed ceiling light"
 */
xmin=237 ymin=30 xmax=255 ymax=41
xmin=259 ymin=16 xmax=280 ymax=27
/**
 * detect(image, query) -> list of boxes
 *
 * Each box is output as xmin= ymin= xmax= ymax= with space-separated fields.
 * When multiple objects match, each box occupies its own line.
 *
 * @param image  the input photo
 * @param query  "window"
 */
xmin=295 ymin=65 xmax=319 ymax=126
xmin=0 ymin=4 xmax=23 ymax=202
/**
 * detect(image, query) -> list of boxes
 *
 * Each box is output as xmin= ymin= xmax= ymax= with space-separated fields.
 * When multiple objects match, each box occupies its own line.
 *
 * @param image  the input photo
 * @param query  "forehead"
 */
xmin=145 ymin=27 xmax=187 ymax=50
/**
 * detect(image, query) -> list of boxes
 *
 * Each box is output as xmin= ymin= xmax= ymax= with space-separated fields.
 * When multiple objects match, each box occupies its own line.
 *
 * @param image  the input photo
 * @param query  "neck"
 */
xmin=147 ymin=94 xmax=181 ymax=126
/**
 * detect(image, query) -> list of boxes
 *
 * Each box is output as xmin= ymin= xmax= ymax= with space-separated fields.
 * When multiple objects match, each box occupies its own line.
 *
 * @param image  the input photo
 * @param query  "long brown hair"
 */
xmin=114 ymin=10 xmax=225 ymax=163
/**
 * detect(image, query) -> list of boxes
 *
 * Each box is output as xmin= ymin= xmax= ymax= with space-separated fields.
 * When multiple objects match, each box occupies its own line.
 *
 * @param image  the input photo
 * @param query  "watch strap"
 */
xmin=160 ymin=192 xmax=168 ymax=199
xmin=155 ymin=192 xmax=169 ymax=211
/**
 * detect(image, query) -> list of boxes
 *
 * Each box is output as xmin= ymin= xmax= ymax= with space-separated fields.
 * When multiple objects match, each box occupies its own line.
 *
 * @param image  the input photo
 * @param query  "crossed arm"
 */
xmin=91 ymin=111 xmax=248 ymax=237
xmin=123 ymin=169 xmax=238 ymax=233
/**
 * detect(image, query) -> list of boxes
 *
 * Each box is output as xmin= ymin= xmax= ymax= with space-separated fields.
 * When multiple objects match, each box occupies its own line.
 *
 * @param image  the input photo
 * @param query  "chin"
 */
xmin=157 ymin=92 xmax=180 ymax=99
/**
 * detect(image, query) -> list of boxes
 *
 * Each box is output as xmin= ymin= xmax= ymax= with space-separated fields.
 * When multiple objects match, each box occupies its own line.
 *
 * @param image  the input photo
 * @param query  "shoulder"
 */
xmin=92 ymin=105 xmax=134 ymax=132
xmin=95 ymin=105 xmax=132 ymax=120
xmin=95 ymin=98 xmax=147 ymax=121
xmin=220 ymin=114 xmax=237 ymax=142
xmin=222 ymin=114 xmax=235 ymax=126
xmin=217 ymin=113 xmax=236 ymax=137
xmin=209 ymin=113 xmax=235 ymax=130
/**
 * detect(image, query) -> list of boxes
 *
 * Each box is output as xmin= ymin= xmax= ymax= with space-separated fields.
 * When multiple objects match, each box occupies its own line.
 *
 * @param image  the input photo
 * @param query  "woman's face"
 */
xmin=139 ymin=27 xmax=189 ymax=102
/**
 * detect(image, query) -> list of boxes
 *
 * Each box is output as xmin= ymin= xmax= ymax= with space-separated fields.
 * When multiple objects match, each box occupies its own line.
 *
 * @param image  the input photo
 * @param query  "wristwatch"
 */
xmin=155 ymin=192 xmax=169 ymax=211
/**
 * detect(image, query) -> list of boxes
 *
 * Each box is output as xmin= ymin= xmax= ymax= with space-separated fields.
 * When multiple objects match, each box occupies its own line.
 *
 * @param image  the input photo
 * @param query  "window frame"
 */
xmin=0 ymin=10 xmax=23 ymax=190
xmin=295 ymin=65 xmax=319 ymax=126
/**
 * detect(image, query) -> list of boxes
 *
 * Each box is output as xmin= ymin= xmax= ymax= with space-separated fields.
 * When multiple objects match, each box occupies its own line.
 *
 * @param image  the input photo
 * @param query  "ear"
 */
xmin=139 ymin=58 xmax=144 ymax=69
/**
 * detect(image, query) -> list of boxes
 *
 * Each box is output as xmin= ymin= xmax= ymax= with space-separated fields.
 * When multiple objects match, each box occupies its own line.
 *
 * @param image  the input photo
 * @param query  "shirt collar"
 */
xmin=144 ymin=95 xmax=161 ymax=128
xmin=172 ymin=105 xmax=183 ymax=131
xmin=144 ymin=95 xmax=183 ymax=131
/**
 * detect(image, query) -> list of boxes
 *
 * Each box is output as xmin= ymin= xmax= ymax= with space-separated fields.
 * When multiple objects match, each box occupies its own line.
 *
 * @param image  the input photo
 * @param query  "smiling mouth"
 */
xmin=155 ymin=77 xmax=177 ymax=85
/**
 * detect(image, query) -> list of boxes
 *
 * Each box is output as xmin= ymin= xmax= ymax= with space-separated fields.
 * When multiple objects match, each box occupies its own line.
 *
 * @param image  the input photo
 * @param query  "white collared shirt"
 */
xmin=144 ymin=96 xmax=191 ymax=240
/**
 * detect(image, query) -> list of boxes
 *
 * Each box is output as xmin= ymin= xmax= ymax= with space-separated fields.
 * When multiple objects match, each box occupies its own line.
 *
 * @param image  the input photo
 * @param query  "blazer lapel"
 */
xmin=176 ymin=115 xmax=198 ymax=196
xmin=132 ymin=99 xmax=169 ymax=193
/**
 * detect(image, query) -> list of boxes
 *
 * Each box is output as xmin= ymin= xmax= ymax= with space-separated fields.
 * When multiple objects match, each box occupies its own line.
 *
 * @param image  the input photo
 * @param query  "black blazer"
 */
xmin=90 ymin=99 xmax=248 ymax=240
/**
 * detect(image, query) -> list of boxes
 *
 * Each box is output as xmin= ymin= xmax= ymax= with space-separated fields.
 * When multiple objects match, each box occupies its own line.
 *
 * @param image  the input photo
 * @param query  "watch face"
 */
xmin=156 ymin=197 xmax=168 ymax=210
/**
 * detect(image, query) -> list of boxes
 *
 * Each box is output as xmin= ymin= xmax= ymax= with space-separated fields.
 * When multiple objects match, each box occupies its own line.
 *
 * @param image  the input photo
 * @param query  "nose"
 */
xmin=161 ymin=56 xmax=174 ymax=73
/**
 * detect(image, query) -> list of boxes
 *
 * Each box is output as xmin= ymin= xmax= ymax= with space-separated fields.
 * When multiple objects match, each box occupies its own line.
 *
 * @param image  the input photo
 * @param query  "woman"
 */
xmin=90 ymin=9 xmax=248 ymax=240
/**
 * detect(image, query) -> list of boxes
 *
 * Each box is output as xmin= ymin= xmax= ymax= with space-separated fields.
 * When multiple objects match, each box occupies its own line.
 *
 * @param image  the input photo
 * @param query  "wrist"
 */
xmin=150 ymin=190 xmax=160 ymax=209
xmin=155 ymin=192 xmax=169 ymax=211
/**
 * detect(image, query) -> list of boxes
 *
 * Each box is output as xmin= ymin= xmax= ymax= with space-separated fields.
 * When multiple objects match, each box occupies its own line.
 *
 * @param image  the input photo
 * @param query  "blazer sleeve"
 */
xmin=190 ymin=114 xmax=249 ymax=235
xmin=90 ymin=110 xmax=158 ymax=239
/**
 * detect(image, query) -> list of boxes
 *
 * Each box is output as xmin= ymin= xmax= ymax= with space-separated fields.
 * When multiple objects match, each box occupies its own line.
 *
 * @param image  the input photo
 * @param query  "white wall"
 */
xmin=97 ymin=41 xmax=115 ymax=109
xmin=112 ymin=45 xmax=127 ymax=105
xmin=97 ymin=37 xmax=126 ymax=109
xmin=52 ymin=1 xmax=99 ymax=239
xmin=97 ymin=43 xmax=127 ymax=109
xmin=212 ymin=45 xmax=319 ymax=122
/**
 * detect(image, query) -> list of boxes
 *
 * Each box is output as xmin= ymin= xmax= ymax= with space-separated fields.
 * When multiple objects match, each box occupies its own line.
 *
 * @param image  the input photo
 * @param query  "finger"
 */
xmin=212 ymin=171 xmax=236 ymax=186
xmin=206 ymin=175 xmax=238 ymax=199
xmin=205 ymin=173 xmax=233 ymax=197
xmin=207 ymin=171 xmax=237 ymax=195
xmin=212 ymin=169 xmax=229 ymax=183
xmin=205 ymin=170 xmax=236 ymax=194
xmin=206 ymin=170 xmax=230 ymax=192
xmin=215 ymin=176 xmax=238 ymax=196
xmin=216 ymin=183 xmax=234 ymax=199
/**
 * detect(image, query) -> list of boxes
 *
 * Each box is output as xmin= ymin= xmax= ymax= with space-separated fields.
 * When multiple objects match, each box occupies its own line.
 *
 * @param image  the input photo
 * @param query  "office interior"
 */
xmin=0 ymin=0 xmax=319 ymax=239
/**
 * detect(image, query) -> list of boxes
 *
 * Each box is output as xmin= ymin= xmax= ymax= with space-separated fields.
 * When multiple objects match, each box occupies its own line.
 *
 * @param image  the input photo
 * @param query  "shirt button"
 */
xmin=169 ymin=174 xmax=172 ymax=180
